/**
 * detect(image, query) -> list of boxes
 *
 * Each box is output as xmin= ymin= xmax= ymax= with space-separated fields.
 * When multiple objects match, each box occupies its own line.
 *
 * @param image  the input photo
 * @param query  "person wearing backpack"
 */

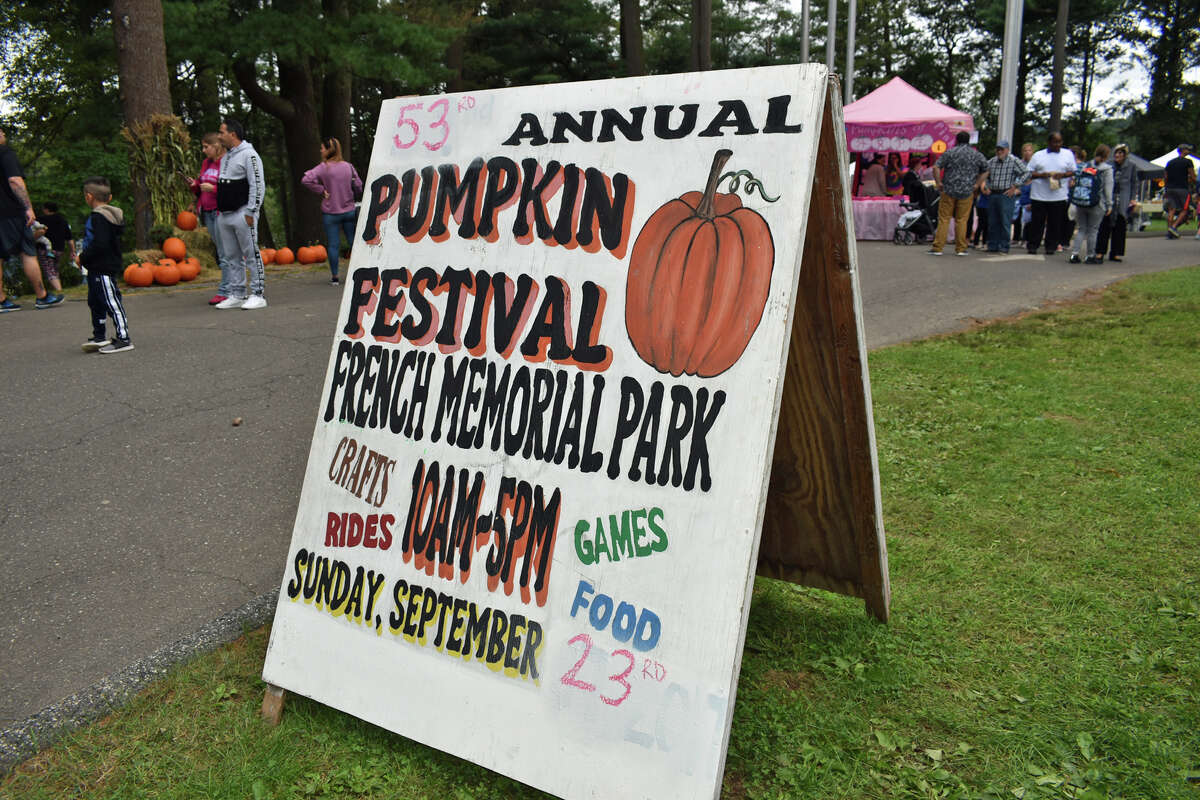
xmin=1068 ymin=143 xmax=1113 ymax=264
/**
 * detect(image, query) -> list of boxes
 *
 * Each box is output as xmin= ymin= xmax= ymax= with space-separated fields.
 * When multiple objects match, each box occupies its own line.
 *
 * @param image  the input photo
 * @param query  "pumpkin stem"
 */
xmin=697 ymin=149 xmax=733 ymax=218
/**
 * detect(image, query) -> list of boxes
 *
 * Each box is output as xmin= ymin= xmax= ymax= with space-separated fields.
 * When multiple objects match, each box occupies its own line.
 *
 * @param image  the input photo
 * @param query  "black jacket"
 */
xmin=78 ymin=204 xmax=125 ymax=276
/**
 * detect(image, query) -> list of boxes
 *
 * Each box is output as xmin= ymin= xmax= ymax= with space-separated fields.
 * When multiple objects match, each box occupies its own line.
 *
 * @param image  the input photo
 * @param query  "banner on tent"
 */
xmin=847 ymin=119 xmax=972 ymax=153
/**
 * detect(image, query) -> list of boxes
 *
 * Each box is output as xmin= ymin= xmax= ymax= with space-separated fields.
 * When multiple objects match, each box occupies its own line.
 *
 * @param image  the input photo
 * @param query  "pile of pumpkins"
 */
xmin=124 ymin=210 xmax=328 ymax=287
xmin=261 ymin=244 xmax=327 ymax=265
xmin=177 ymin=210 xmax=330 ymax=267
xmin=124 ymin=235 xmax=201 ymax=287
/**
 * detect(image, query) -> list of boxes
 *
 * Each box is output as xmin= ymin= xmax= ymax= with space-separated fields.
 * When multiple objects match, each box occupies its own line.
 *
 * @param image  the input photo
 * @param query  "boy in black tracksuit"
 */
xmin=76 ymin=176 xmax=133 ymax=353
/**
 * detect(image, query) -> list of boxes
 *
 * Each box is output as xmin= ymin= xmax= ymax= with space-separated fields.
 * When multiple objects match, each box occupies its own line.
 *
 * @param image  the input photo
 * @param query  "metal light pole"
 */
xmin=996 ymin=0 xmax=1024 ymax=144
xmin=825 ymin=0 xmax=837 ymax=72
xmin=845 ymin=0 xmax=857 ymax=104
xmin=801 ymin=0 xmax=811 ymax=62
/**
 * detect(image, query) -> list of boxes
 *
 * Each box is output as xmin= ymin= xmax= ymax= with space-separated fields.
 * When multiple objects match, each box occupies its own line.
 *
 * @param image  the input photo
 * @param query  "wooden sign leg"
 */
xmin=261 ymin=683 xmax=287 ymax=726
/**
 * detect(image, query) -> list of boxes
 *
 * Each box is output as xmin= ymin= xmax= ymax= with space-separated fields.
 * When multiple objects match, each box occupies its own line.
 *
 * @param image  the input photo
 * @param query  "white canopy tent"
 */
xmin=1152 ymin=148 xmax=1200 ymax=170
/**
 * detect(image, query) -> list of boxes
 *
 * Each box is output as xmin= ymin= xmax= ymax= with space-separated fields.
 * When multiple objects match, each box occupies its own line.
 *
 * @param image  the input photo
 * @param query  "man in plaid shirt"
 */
xmin=929 ymin=131 xmax=989 ymax=255
xmin=981 ymin=139 xmax=1029 ymax=253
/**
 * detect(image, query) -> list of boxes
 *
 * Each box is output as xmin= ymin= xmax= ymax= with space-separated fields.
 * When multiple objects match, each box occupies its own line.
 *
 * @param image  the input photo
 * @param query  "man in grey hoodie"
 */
xmin=215 ymin=117 xmax=267 ymax=309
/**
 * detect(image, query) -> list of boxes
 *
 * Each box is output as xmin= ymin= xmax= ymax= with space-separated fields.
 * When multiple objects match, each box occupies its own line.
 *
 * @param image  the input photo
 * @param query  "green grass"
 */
xmin=1137 ymin=214 xmax=1200 ymax=235
xmin=5 ymin=269 xmax=1200 ymax=800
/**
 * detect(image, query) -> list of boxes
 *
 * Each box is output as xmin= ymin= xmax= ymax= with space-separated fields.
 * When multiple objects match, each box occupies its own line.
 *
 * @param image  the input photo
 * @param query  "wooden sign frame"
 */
xmin=756 ymin=75 xmax=890 ymax=622
xmin=261 ymin=65 xmax=888 ymax=800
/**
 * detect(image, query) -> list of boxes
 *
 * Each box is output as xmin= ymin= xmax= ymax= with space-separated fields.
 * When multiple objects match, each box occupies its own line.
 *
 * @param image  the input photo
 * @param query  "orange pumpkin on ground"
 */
xmin=162 ymin=237 xmax=187 ymax=261
xmin=312 ymin=244 xmax=328 ymax=262
xmin=296 ymin=246 xmax=314 ymax=264
xmin=261 ymin=248 xmax=276 ymax=265
xmin=176 ymin=211 xmax=198 ymax=231
xmin=274 ymin=247 xmax=295 ymax=265
xmin=625 ymin=148 xmax=774 ymax=378
xmin=177 ymin=257 xmax=201 ymax=281
xmin=124 ymin=262 xmax=154 ymax=287
xmin=154 ymin=260 xmax=181 ymax=286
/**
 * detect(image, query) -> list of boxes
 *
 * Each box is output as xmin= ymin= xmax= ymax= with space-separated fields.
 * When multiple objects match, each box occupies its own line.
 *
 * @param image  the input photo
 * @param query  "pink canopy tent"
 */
xmin=844 ymin=77 xmax=974 ymax=155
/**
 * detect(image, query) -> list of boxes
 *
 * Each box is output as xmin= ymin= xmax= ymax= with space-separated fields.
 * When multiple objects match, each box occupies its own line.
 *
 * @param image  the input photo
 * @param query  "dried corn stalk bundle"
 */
xmin=122 ymin=114 xmax=195 ymax=228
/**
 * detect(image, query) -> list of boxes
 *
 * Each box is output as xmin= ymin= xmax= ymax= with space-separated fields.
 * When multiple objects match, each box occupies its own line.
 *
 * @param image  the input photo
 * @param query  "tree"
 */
xmin=190 ymin=0 xmax=451 ymax=246
xmin=111 ymin=0 xmax=174 ymax=248
xmin=620 ymin=0 xmax=647 ymax=75
xmin=908 ymin=0 xmax=979 ymax=108
xmin=458 ymin=0 xmax=617 ymax=88
xmin=691 ymin=0 xmax=712 ymax=70
xmin=1127 ymin=0 xmax=1200 ymax=154
xmin=1048 ymin=0 xmax=1068 ymax=132
xmin=232 ymin=54 xmax=324 ymax=248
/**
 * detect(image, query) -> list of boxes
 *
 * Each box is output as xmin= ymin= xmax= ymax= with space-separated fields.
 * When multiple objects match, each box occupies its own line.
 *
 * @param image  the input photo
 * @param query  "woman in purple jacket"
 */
xmin=302 ymin=137 xmax=363 ymax=284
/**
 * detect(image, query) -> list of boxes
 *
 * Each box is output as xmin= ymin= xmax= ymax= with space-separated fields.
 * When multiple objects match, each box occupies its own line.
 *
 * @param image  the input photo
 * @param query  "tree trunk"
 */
xmin=233 ymin=58 xmax=323 ymax=247
xmin=321 ymin=0 xmax=353 ymax=160
xmin=446 ymin=37 xmax=466 ymax=93
xmin=882 ymin=6 xmax=892 ymax=75
xmin=1015 ymin=33 xmax=1028 ymax=148
xmin=351 ymin=77 xmax=372 ymax=179
xmin=620 ymin=0 xmax=646 ymax=76
xmin=942 ymin=38 xmax=955 ymax=106
xmin=196 ymin=65 xmax=222 ymax=131
xmin=322 ymin=70 xmax=352 ymax=159
xmin=1076 ymin=26 xmax=1091 ymax=144
xmin=690 ymin=0 xmax=712 ymax=71
xmin=111 ymin=0 xmax=172 ymax=248
xmin=258 ymin=202 xmax=276 ymax=248
xmin=1048 ymin=0 xmax=1069 ymax=133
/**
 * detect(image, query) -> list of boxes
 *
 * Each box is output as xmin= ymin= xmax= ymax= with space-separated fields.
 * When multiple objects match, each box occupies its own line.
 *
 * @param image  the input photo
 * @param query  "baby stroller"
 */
xmin=893 ymin=180 xmax=938 ymax=245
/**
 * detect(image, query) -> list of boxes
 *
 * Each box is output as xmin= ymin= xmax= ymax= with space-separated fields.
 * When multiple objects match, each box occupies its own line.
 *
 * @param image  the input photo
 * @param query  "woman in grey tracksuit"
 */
xmin=215 ymin=118 xmax=267 ymax=309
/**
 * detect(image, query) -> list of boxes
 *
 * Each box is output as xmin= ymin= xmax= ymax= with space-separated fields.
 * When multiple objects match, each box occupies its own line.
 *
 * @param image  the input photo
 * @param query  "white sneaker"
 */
xmin=241 ymin=295 xmax=267 ymax=310
xmin=215 ymin=296 xmax=244 ymax=309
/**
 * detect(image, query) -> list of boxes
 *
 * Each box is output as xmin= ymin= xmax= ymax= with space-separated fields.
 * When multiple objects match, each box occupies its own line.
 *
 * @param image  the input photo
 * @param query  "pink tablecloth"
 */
xmin=852 ymin=197 xmax=905 ymax=240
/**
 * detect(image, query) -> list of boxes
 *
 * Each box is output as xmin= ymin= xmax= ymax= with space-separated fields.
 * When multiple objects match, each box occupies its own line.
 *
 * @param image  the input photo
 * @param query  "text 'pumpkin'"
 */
xmin=625 ymin=149 xmax=774 ymax=378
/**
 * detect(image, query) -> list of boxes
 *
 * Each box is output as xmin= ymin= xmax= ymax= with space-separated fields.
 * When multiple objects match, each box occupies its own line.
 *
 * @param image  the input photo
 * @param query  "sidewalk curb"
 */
xmin=0 ymin=591 xmax=279 ymax=777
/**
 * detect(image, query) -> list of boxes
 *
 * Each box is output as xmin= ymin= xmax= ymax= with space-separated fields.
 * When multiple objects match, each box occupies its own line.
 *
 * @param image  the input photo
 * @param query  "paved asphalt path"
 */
xmin=2 ymin=234 xmax=1197 ymax=763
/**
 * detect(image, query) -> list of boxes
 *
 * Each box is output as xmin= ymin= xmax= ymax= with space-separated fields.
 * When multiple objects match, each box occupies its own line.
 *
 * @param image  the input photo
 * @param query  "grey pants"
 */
xmin=1071 ymin=205 xmax=1106 ymax=259
xmin=216 ymin=212 xmax=265 ymax=298
xmin=202 ymin=209 xmax=235 ymax=296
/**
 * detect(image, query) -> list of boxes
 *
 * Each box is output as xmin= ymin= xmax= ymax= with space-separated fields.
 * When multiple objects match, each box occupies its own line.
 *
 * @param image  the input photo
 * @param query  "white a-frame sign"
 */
xmin=263 ymin=63 xmax=888 ymax=800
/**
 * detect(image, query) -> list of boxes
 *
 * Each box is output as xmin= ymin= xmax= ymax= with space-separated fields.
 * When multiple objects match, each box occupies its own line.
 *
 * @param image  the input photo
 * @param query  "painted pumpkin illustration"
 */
xmin=625 ymin=148 xmax=775 ymax=378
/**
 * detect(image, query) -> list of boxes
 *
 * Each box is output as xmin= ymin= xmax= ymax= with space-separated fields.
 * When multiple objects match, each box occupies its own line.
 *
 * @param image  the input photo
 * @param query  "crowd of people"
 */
xmin=1 ymin=117 xmax=364 ymax=355
xmin=5 ymin=112 xmax=1198 ymax=352
xmin=186 ymin=121 xmax=361 ymax=301
xmin=863 ymin=130 xmax=1198 ymax=261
